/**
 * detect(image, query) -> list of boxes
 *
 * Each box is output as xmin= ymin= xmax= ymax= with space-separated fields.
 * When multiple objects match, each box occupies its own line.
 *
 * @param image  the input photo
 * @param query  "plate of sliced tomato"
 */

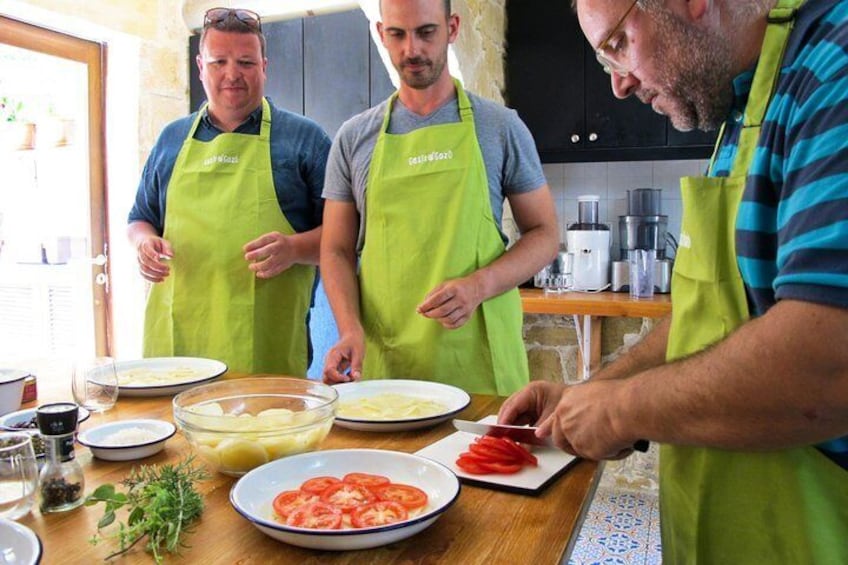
xmin=229 ymin=449 xmax=460 ymax=551
xmin=416 ymin=415 xmax=578 ymax=495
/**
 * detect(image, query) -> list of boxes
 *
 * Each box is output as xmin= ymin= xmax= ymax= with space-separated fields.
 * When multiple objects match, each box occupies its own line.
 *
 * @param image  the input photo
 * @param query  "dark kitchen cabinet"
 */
xmin=505 ymin=0 xmax=716 ymax=162
xmin=189 ymin=9 xmax=394 ymax=137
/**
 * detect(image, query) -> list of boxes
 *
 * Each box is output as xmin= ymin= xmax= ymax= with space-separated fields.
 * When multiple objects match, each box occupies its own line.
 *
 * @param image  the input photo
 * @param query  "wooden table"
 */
xmin=18 ymin=381 xmax=601 ymax=564
xmin=520 ymin=289 xmax=672 ymax=380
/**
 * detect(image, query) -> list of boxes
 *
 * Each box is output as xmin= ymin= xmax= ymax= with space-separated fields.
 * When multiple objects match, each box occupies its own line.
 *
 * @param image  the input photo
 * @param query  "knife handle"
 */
xmin=633 ymin=440 xmax=649 ymax=452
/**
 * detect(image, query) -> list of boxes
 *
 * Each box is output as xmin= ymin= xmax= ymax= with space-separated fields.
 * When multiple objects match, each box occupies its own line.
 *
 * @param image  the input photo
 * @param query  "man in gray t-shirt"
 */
xmin=320 ymin=0 xmax=559 ymax=395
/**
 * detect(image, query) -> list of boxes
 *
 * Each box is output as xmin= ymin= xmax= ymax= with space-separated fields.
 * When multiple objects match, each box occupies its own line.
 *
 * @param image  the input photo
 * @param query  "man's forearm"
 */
xmin=473 ymin=222 xmax=559 ymax=301
xmin=320 ymin=250 xmax=364 ymax=337
xmin=614 ymin=300 xmax=848 ymax=450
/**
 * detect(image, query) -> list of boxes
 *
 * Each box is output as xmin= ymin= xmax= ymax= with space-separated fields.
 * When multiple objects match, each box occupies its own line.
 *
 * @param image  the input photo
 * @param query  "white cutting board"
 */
xmin=416 ymin=415 xmax=578 ymax=495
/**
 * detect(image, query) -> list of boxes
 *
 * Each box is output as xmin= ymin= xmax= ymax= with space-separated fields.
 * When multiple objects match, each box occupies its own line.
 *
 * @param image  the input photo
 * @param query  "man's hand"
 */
xmin=498 ymin=381 xmax=567 ymax=428
xmin=244 ymin=231 xmax=297 ymax=278
xmin=135 ymin=235 xmax=174 ymax=283
xmin=417 ymin=276 xmax=484 ymax=329
xmin=536 ymin=380 xmax=637 ymax=460
xmin=323 ymin=331 xmax=365 ymax=384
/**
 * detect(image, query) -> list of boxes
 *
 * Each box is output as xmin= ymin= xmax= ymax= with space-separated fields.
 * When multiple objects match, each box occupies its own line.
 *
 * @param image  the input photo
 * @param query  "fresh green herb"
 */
xmin=85 ymin=456 xmax=208 ymax=563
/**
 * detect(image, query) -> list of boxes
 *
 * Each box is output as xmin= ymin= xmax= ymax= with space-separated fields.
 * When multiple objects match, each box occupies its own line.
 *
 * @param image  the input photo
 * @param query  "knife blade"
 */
xmin=452 ymin=419 xmax=650 ymax=452
xmin=452 ymin=419 xmax=554 ymax=447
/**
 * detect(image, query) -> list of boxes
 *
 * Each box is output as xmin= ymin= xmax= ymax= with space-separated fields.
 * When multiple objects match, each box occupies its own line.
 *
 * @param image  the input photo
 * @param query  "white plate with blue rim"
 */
xmin=229 ymin=448 xmax=460 ymax=551
xmin=76 ymin=418 xmax=176 ymax=461
xmin=331 ymin=379 xmax=471 ymax=432
xmin=113 ymin=357 xmax=227 ymax=397
xmin=0 ymin=518 xmax=42 ymax=565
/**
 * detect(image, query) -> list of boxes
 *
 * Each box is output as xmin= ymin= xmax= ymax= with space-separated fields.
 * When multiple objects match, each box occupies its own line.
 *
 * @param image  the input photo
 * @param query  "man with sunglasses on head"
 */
xmin=128 ymin=8 xmax=331 ymax=376
xmin=320 ymin=0 xmax=559 ymax=395
xmin=500 ymin=0 xmax=848 ymax=562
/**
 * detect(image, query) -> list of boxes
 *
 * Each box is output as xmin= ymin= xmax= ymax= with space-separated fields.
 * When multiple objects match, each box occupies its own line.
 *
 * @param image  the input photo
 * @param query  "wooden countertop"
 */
xmin=19 ymin=379 xmax=601 ymax=564
xmin=520 ymin=288 xmax=671 ymax=318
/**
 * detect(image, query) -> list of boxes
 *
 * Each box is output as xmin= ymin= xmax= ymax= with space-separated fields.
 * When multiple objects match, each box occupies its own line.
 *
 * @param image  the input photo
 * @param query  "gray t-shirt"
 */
xmin=322 ymin=90 xmax=546 ymax=250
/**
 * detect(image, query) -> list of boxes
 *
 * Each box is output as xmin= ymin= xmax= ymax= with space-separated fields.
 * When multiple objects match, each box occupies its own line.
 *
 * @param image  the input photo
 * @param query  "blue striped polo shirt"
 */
xmin=710 ymin=0 xmax=848 ymax=469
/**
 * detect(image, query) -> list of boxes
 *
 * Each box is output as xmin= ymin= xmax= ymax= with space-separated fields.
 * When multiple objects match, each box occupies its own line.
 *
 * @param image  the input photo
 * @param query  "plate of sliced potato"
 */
xmin=332 ymin=379 xmax=470 ymax=432
xmin=114 ymin=357 xmax=227 ymax=397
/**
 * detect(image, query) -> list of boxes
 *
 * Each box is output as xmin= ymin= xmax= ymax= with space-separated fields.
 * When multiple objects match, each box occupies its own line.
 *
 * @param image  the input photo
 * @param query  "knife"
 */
xmin=452 ymin=419 xmax=554 ymax=447
xmin=452 ymin=419 xmax=649 ymax=452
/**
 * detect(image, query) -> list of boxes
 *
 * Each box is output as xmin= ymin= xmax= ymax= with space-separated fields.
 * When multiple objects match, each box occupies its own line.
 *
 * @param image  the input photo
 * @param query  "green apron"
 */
xmin=663 ymin=1 xmax=848 ymax=562
xmin=143 ymin=99 xmax=316 ymax=376
xmin=359 ymin=79 xmax=529 ymax=396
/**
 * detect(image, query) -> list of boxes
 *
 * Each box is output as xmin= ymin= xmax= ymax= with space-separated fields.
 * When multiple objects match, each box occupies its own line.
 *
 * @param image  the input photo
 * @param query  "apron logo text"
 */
xmin=202 ymin=154 xmax=240 ymax=166
xmin=679 ymin=231 xmax=692 ymax=249
xmin=408 ymin=149 xmax=454 ymax=167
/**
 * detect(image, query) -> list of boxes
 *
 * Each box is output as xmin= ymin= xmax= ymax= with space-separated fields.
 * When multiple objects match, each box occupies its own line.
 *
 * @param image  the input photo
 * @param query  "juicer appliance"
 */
xmin=611 ymin=188 xmax=673 ymax=293
xmin=566 ymin=195 xmax=610 ymax=291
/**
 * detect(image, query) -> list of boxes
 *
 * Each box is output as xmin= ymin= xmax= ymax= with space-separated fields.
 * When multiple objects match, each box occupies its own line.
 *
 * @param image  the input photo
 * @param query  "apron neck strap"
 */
xmin=380 ymin=76 xmax=473 ymax=132
xmin=189 ymin=99 xmax=270 ymax=139
xmin=727 ymin=0 xmax=806 ymax=177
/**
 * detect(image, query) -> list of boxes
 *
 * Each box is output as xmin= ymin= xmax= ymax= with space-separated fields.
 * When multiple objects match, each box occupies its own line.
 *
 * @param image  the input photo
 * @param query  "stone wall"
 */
xmin=524 ymin=315 xmax=655 ymax=383
xmin=453 ymin=0 xmax=507 ymax=103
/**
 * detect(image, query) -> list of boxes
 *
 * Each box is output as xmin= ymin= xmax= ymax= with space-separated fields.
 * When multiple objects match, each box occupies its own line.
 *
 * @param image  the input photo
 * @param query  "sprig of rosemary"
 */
xmin=85 ymin=456 xmax=208 ymax=564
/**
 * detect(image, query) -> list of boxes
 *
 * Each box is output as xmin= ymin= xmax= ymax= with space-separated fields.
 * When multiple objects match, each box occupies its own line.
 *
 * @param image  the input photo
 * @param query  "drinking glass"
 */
xmin=0 ymin=432 xmax=39 ymax=520
xmin=71 ymin=357 xmax=119 ymax=413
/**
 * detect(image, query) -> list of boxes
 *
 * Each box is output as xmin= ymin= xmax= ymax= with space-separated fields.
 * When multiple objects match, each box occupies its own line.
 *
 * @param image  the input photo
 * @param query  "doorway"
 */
xmin=0 ymin=16 xmax=109 ymax=367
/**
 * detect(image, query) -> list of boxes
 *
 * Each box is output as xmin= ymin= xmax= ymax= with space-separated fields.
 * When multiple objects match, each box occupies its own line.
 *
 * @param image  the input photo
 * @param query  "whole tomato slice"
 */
xmin=373 ymin=483 xmax=428 ymax=510
xmin=350 ymin=501 xmax=409 ymax=528
xmin=456 ymin=456 xmax=494 ymax=475
xmin=319 ymin=482 xmax=377 ymax=513
xmin=342 ymin=472 xmax=391 ymax=488
xmin=300 ymin=476 xmax=342 ymax=495
xmin=477 ymin=460 xmax=522 ymax=474
xmin=285 ymin=502 xmax=343 ymax=529
xmin=272 ymin=490 xmax=319 ymax=520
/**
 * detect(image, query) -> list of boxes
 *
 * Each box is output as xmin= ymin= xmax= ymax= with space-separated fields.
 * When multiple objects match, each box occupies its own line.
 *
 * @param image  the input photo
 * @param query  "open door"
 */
xmin=0 ymin=16 xmax=110 ymax=361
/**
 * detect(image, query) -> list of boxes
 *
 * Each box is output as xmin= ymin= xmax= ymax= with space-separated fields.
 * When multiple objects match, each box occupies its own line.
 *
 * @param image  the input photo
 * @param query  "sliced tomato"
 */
xmin=477 ymin=460 xmax=522 ymax=474
xmin=285 ymin=502 xmax=343 ymax=529
xmin=300 ymin=476 xmax=342 ymax=495
xmin=342 ymin=472 xmax=391 ymax=488
xmin=272 ymin=490 xmax=319 ymax=520
xmin=373 ymin=483 xmax=428 ymax=510
xmin=350 ymin=501 xmax=409 ymax=528
xmin=468 ymin=442 xmax=521 ymax=463
xmin=319 ymin=482 xmax=377 ymax=513
xmin=456 ymin=456 xmax=494 ymax=474
xmin=499 ymin=437 xmax=539 ymax=466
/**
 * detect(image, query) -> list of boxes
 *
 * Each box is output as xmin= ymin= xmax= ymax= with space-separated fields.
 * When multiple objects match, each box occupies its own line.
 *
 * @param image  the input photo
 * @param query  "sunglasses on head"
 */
xmin=203 ymin=8 xmax=262 ymax=30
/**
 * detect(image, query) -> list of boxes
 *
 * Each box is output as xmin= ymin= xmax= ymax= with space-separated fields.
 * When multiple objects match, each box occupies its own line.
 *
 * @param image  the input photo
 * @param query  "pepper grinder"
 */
xmin=36 ymin=402 xmax=84 ymax=513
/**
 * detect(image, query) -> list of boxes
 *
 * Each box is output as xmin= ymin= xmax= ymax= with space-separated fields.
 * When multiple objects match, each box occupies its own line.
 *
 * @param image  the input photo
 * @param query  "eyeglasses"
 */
xmin=595 ymin=0 xmax=639 ymax=77
xmin=203 ymin=8 xmax=262 ymax=31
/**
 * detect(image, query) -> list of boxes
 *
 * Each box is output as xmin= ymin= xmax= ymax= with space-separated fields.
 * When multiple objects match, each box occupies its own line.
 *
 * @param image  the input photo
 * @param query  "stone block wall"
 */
xmin=524 ymin=314 xmax=655 ymax=383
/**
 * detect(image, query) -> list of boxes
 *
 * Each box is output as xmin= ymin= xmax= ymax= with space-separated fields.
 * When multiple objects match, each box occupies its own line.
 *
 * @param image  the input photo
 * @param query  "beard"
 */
xmin=398 ymin=51 xmax=448 ymax=90
xmin=643 ymin=8 xmax=735 ymax=132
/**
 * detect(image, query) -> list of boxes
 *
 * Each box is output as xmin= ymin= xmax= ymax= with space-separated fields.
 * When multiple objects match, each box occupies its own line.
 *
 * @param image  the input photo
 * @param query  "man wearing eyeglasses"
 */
xmin=320 ymin=0 xmax=559 ymax=395
xmin=500 ymin=0 xmax=848 ymax=562
xmin=128 ymin=8 xmax=331 ymax=376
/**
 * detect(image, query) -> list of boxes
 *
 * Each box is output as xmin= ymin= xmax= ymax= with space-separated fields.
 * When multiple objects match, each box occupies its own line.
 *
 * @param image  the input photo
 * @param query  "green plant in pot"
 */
xmin=0 ymin=96 xmax=35 ymax=150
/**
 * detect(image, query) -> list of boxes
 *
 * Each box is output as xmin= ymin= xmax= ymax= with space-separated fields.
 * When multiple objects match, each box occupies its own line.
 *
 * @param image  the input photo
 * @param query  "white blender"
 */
xmin=566 ymin=195 xmax=610 ymax=291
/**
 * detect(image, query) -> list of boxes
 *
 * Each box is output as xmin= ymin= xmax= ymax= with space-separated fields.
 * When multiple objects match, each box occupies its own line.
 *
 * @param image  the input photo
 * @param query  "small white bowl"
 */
xmin=0 ymin=517 xmax=42 ymax=565
xmin=77 ymin=419 xmax=176 ymax=461
xmin=230 ymin=448 xmax=461 ymax=551
xmin=0 ymin=369 xmax=28 ymax=417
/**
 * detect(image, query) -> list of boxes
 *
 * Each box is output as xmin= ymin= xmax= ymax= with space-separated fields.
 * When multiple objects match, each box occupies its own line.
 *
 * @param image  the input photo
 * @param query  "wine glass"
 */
xmin=0 ymin=432 xmax=39 ymax=520
xmin=71 ymin=357 xmax=119 ymax=413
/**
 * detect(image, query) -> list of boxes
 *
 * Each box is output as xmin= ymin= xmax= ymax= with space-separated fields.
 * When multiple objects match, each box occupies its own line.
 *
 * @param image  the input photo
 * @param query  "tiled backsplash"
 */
xmin=542 ymin=159 xmax=709 ymax=261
